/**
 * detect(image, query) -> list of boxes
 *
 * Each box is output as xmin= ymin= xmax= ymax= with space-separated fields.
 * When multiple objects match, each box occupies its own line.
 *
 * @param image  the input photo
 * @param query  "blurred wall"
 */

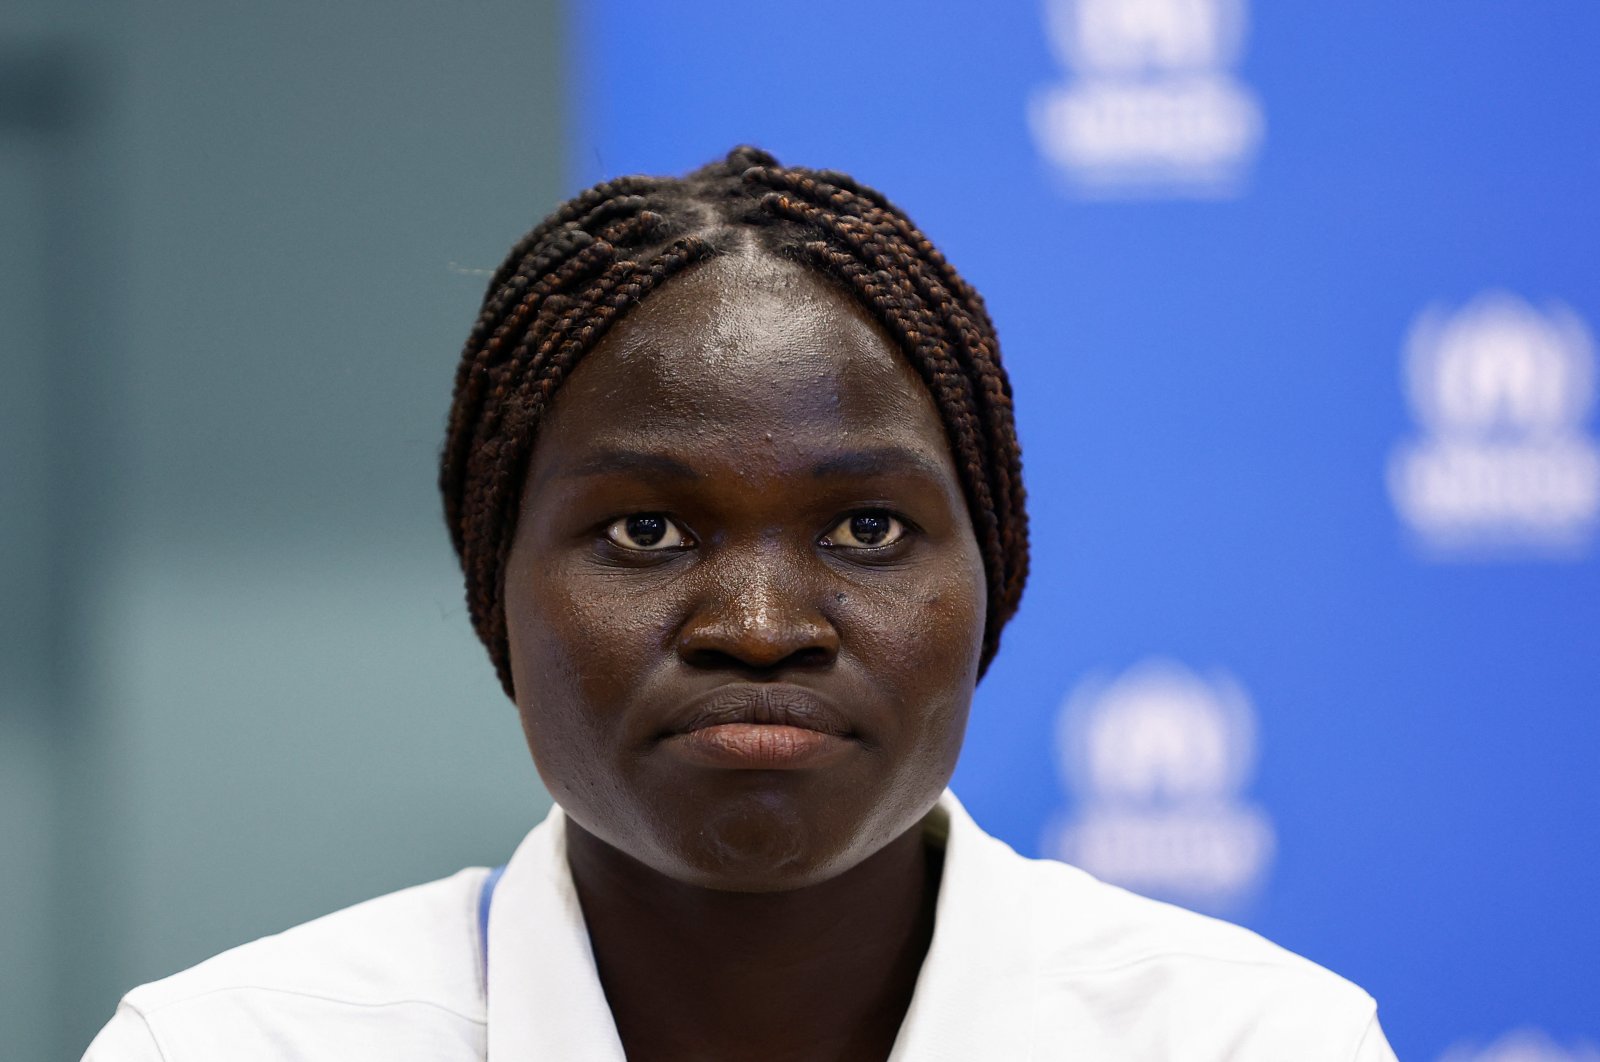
xmin=1 ymin=2 xmax=564 ymax=1056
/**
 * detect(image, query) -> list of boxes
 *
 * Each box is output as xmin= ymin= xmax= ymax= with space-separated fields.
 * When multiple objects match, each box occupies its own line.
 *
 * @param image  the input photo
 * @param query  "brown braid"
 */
xmin=441 ymin=146 xmax=1029 ymax=698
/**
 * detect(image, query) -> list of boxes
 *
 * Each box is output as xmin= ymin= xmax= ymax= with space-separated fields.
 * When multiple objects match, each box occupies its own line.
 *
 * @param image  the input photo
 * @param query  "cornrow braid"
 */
xmin=441 ymin=146 xmax=1028 ymax=698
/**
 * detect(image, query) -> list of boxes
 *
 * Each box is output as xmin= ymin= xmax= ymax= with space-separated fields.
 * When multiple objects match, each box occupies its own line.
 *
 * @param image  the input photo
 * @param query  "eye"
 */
xmin=604 ymin=513 xmax=692 ymax=551
xmin=821 ymin=511 xmax=908 ymax=550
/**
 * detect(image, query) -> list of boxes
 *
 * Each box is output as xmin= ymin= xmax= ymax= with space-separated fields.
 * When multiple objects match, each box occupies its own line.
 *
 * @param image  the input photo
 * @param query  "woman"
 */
xmin=86 ymin=147 xmax=1395 ymax=1060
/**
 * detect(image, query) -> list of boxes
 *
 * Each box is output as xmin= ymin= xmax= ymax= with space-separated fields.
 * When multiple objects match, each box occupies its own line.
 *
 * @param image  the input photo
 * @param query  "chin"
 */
xmin=641 ymin=787 xmax=867 ymax=894
xmin=677 ymin=797 xmax=825 ymax=892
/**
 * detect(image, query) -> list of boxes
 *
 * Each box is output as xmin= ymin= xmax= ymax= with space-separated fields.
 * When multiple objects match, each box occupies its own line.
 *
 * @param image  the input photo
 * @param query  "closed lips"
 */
xmin=670 ymin=684 xmax=854 ymax=738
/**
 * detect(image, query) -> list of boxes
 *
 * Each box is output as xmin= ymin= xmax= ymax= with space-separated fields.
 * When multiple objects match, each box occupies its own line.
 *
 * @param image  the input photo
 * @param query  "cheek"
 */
xmin=502 ymin=551 xmax=671 ymax=764
xmin=841 ymin=545 xmax=986 ymax=753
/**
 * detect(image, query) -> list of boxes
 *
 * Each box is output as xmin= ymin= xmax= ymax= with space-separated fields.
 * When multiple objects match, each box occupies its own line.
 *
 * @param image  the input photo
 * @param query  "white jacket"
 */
xmin=85 ymin=792 xmax=1396 ymax=1060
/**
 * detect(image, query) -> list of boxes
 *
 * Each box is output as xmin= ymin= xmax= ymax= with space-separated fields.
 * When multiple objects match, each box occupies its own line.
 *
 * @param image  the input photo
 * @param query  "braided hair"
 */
xmin=441 ymin=146 xmax=1028 ymax=698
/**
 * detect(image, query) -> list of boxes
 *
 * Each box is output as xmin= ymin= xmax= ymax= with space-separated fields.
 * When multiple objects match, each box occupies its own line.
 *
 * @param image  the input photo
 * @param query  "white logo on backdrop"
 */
xmin=1439 ymin=1029 xmax=1600 ymax=1062
xmin=1028 ymin=0 xmax=1265 ymax=197
xmin=1387 ymin=291 xmax=1600 ymax=558
xmin=1043 ymin=658 xmax=1274 ymax=910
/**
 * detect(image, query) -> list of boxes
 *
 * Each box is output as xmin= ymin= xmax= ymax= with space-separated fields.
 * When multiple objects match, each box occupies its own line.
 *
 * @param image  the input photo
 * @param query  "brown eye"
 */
xmin=606 ymin=514 xmax=691 ymax=551
xmin=822 ymin=511 xmax=907 ymax=549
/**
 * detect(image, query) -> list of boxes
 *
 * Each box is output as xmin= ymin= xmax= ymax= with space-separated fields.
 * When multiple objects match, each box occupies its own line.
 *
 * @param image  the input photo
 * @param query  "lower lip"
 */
xmin=666 ymin=724 xmax=854 ymax=770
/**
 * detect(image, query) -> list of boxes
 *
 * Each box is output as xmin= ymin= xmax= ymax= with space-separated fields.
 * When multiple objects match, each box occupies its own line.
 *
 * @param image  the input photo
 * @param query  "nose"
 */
xmin=675 ymin=551 xmax=840 ymax=673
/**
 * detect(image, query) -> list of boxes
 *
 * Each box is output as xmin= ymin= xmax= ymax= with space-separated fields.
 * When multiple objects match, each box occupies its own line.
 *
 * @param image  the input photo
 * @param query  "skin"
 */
xmin=502 ymin=249 xmax=987 ymax=1061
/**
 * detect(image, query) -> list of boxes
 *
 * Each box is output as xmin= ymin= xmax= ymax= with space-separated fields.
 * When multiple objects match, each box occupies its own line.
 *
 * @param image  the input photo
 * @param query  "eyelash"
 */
xmin=603 ymin=514 xmax=694 ymax=552
xmin=818 ymin=511 xmax=911 ymax=550
xmin=597 ymin=509 xmax=916 ymax=556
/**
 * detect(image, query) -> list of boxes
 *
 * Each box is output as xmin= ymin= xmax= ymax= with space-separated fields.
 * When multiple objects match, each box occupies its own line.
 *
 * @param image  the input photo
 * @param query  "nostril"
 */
xmin=679 ymin=643 xmax=836 ymax=674
xmin=786 ymin=645 xmax=834 ymax=669
xmin=679 ymin=647 xmax=744 ymax=672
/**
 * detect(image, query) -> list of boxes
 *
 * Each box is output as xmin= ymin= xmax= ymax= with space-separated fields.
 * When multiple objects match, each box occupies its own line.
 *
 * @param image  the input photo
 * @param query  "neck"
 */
xmin=565 ymin=817 xmax=944 ymax=1062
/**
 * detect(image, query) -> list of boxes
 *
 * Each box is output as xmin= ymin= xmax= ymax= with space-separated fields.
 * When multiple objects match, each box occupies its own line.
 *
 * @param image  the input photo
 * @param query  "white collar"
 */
xmin=485 ymin=790 xmax=1033 ymax=1061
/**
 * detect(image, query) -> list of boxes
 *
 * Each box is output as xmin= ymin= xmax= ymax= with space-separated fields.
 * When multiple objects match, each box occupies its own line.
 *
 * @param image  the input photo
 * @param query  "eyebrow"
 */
xmin=550 ymin=446 xmax=947 ymax=485
xmin=554 ymin=450 xmax=701 ymax=482
xmin=809 ymin=447 xmax=948 ymax=482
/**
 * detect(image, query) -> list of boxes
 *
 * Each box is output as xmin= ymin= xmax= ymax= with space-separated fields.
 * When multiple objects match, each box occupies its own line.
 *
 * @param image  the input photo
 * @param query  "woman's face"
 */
xmin=503 ymin=252 xmax=986 ymax=892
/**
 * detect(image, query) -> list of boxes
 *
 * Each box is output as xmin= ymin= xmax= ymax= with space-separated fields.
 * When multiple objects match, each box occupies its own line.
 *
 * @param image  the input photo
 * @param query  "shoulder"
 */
xmin=1023 ymin=851 xmax=1369 ymax=995
xmin=85 ymin=868 xmax=490 ymax=1062
xmin=950 ymin=812 xmax=1390 ymax=1059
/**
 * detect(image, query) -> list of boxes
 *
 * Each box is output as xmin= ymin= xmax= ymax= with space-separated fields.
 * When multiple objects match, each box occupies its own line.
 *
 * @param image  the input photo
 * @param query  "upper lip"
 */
xmin=668 ymin=683 xmax=854 ymax=738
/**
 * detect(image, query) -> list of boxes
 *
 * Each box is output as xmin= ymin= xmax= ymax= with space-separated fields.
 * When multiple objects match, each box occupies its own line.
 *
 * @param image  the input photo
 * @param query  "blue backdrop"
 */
xmin=569 ymin=3 xmax=1600 ymax=1057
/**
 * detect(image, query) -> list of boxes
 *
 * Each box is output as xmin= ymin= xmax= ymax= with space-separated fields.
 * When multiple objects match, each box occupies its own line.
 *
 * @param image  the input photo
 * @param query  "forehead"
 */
xmin=533 ymin=253 xmax=950 ymax=467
